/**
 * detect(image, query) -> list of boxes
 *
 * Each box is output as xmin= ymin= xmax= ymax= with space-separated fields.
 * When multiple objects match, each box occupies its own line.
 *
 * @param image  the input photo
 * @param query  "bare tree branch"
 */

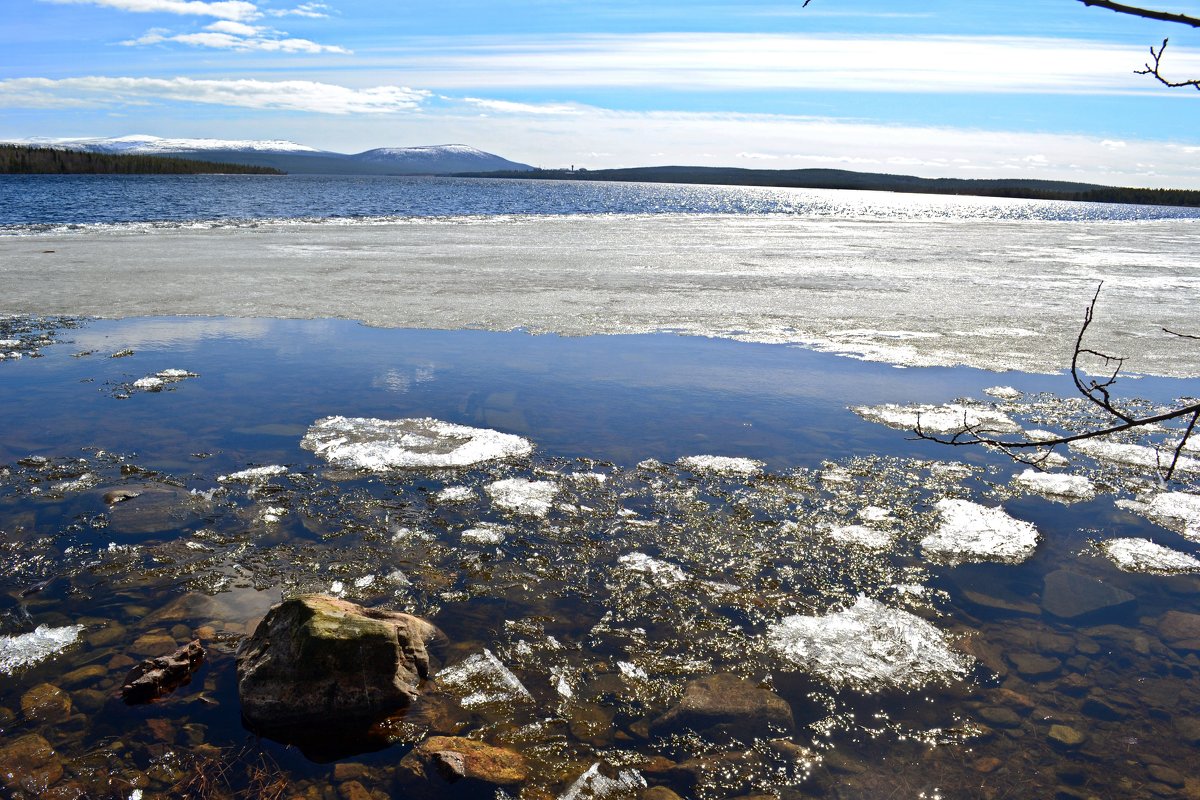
xmin=1077 ymin=0 xmax=1200 ymax=29
xmin=1135 ymin=39 xmax=1200 ymax=90
xmin=913 ymin=286 xmax=1200 ymax=481
xmin=1164 ymin=327 xmax=1200 ymax=340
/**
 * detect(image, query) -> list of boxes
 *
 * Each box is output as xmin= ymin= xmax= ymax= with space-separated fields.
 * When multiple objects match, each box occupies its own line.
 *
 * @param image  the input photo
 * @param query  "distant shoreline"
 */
xmin=456 ymin=166 xmax=1200 ymax=209
xmin=0 ymin=144 xmax=282 ymax=176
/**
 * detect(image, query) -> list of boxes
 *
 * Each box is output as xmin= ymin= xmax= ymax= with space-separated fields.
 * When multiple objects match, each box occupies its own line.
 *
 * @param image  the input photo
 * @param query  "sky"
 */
xmin=3 ymin=0 xmax=1200 ymax=187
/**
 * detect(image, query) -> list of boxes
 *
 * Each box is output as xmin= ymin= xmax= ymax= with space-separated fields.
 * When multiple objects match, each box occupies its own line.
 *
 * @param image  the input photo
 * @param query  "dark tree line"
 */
xmin=0 ymin=145 xmax=283 ymax=175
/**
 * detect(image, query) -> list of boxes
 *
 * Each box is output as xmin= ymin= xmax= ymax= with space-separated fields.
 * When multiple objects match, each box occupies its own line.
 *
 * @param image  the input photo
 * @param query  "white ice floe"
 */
xmin=0 ymin=339 xmax=19 ymax=347
xmin=1011 ymin=469 xmax=1095 ymax=502
xmin=920 ymin=499 xmax=1040 ymax=565
xmin=1025 ymin=429 xmax=1061 ymax=442
xmin=766 ymin=596 xmax=971 ymax=691
xmin=353 ymin=574 xmax=375 ymax=589
xmin=218 ymin=465 xmax=288 ymax=482
xmin=461 ymin=523 xmax=509 ymax=545
xmin=435 ymin=485 xmax=475 ymax=503
xmin=132 ymin=376 xmax=164 ymax=390
xmin=1070 ymin=439 xmax=1200 ymax=474
xmin=437 ymin=648 xmax=533 ymax=708
xmin=558 ymin=763 xmax=647 ymax=800
xmin=617 ymin=552 xmax=688 ymax=587
xmin=0 ymin=624 xmax=85 ymax=674
xmin=485 ymin=478 xmax=558 ymax=517
xmin=132 ymin=369 xmax=197 ymax=391
xmin=929 ymin=462 xmax=972 ymax=479
xmin=677 ymin=455 xmax=764 ymax=476
xmin=1098 ymin=538 xmax=1200 ymax=574
xmin=852 ymin=403 xmax=1020 ymax=434
xmin=52 ymin=472 xmax=97 ymax=493
xmin=1118 ymin=492 xmax=1200 ymax=541
xmin=858 ymin=506 xmax=893 ymax=524
xmin=826 ymin=524 xmax=893 ymax=551
xmin=257 ymin=506 xmax=287 ymax=524
xmin=301 ymin=416 xmax=534 ymax=470
xmin=983 ymin=386 xmax=1023 ymax=400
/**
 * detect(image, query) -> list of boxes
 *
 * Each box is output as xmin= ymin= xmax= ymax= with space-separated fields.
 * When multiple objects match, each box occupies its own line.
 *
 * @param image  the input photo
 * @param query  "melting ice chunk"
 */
xmin=1098 ymin=538 xmax=1200 ymax=575
xmin=677 ymin=455 xmax=764 ymax=476
xmin=1117 ymin=492 xmax=1200 ymax=541
xmin=1011 ymin=469 xmax=1095 ymax=502
xmin=435 ymin=485 xmax=475 ymax=503
xmin=983 ymin=386 xmax=1022 ymax=400
xmin=920 ymin=499 xmax=1039 ymax=565
xmin=852 ymin=403 xmax=1020 ymax=434
xmin=0 ymin=624 xmax=85 ymax=674
xmin=461 ymin=522 xmax=509 ymax=544
xmin=437 ymin=648 xmax=533 ymax=708
xmin=1070 ymin=439 xmax=1200 ymax=474
xmin=617 ymin=552 xmax=688 ymax=587
xmin=218 ymin=465 xmax=288 ymax=482
xmin=558 ymin=763 xmax=647 ymax=800
xmin=767 ymin=596 xmax=971 ymax=691
xmin=486 ymin=478 xmax=558 ymax=517
xmin=301 ymin=417 xmax=534 ymax=470
xmin=825 ymin=524 xmax=893 ymax=551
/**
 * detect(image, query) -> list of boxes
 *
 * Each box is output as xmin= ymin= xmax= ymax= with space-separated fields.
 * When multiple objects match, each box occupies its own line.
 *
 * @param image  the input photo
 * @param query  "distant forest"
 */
xmin=461 ymin=166 xmax=1200 ymax=208
xmin=0 ymin=145 xmax=283 ymax=175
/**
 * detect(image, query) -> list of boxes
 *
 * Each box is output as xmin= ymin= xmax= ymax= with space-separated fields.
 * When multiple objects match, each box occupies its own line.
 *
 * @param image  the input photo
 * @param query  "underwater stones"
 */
xmin=396 ymin=736 xmax=529 ymax=792
xmin=1047 ymin=724 xmax=1087 ymax=748
xmin=0 ymin=734 xmax=64 ymax=796
xmin=301 ymin=416 xmax=533 ymax=471
xmin=21 ymin=682 xmax=71 ymax=723
xmin=648 ymin=674 xmax=794 ymax=742
xmin=105 ymin=484 xmax=196 ymax=535
xmin=1040 ymin=571 xmax=1135 ymax=620
xmin=1157 ymin=611 xmax=1200 ymax=648
xmin=1008 ymin=652 xmax=1061 ymax=680
xmin=236 ymin=594 xmax=444 ymax=732
xmin=120 ymin=639 xmax=205 ymax=705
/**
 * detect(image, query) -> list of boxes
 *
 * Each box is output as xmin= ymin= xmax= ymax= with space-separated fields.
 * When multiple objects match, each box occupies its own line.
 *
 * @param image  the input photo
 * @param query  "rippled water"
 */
xmin=3 ymin=173 xmax=1200 ymax=231
xmin=2 ymin=316 xmax=1199 ymax=800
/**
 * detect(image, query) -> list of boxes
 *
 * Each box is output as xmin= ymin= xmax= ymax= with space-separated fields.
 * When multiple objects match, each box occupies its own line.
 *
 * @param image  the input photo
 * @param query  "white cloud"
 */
xmin=0 ymin=76 xmax=428 ymax=114
xmin=375 ymin=33 xmax=1200 ymax=95
xmin=737 ymin=151 xmax=779 ymax=159
xmin=268 ymin=1 xmax=329 ymax=17
xmin=43 ymin=0 xmax=260 ymax=21
xmin=125 ymin=25 xmax=349 ymax=52
xmin=205 ymin=19 xmax=257 ymax=34
xmin=462 ymin=97 xmax=582 ymax=115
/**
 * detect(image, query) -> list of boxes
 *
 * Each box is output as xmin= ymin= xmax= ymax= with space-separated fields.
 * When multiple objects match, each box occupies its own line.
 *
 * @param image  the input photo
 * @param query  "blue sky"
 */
xmin=3 ymin=0 xmax=1200 ymax=186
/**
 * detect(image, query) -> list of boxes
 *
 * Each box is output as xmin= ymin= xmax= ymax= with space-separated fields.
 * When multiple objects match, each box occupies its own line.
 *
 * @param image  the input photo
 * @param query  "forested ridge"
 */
xmin=0 ymin=145 xmax=283 ymax=175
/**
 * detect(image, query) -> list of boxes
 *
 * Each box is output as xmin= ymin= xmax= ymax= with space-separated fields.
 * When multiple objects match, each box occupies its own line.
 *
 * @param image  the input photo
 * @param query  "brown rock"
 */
xmin=973 ymin=757 xmax=1002 ymax=774
xmin=237 ymin=595 xmax=444 ymax=733
xmin=397 ymin=736 xmax=529 ymax=790
xmin=338 ymin=780 xmax=374 ymax=800
xmin=21 ymin=683 xmax=71 ymax=723
xmin=648 ymin=674 xmax=794 ymax=742
xmin=1150 ymin=765 xmax=1186 ymax=788
xmin=120 ymin=639 xmax=205 ymax=704
xmin=0 ymin=734 xmax=64 ymax=796
xmin=1159 ymin=611 xmax=1200 ymax=643
xmin=60 ymin=665 xmax=107 ymax=688
xmin=1041 ymin=571 xmax=1135 ymax=619
xmin=642 ymin=788 xmax=685 ymax=800
xmin=1048 ymin=724 xmax=1086 ymax=748
xmin=1008 ymin=651 xmax=1061 ymax=680
xmin=128 ymin=632 xmax=177 ymax=657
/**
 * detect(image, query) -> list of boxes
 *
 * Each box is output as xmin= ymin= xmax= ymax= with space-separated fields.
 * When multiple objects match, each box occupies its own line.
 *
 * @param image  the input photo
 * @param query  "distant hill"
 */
xmin=7 ymin=135 xmax=534 ymax=176
xmin=0 ymin=144 xmax=282 ymax=175
xmin=457 ymin=165 xmax=1200 ymax=208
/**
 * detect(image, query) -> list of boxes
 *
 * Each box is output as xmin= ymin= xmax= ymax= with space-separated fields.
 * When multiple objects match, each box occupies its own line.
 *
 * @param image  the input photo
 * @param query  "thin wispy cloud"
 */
xmin=380 ymin=33 xmax=1200 ymax=95
xmin=124 ymin=20 xmax=350 ymax=52
xmin=267 ymin=1 xmax=328 ymax=17
xmin=0 ymin=76 xmax=428 ymax=114
xmin=43 ymin=0 xmax=262 ymax=21
xmin=462 ymin=97 xmax=582 ymax=115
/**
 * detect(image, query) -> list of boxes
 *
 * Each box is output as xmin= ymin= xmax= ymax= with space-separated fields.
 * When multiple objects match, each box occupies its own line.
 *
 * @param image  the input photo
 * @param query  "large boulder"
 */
xmin=237 ymin=595 xmax=445 ymax=734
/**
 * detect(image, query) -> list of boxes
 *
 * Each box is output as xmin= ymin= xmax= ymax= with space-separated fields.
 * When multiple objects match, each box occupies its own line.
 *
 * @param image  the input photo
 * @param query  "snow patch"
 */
xmin=766 ymin=596 xmax=971 ymax=691
xmin=1098 ymin=538 xmax=1200 ymax=575
xmin=301 ymin=416 xmax=533 ymax=470
xmin=921 ymin=499 xmax=1040 ymax=565
xmin=0 ymin=624 xmax=85 ymax=674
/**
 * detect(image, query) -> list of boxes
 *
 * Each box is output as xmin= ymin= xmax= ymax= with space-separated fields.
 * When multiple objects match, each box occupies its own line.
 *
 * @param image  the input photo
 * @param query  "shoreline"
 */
xmin=2 ymin=215 xmax=1198 ymax=377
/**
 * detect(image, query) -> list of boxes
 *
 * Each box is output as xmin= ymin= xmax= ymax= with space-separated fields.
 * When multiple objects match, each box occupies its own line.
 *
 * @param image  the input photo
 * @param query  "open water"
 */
xmin=1 ymin=176 xmax=1199 ymax=799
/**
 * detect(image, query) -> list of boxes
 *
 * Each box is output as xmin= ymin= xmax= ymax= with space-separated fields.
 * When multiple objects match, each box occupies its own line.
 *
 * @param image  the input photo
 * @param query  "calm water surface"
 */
xmin=1 ymin=316 xmax=1199 ymax=799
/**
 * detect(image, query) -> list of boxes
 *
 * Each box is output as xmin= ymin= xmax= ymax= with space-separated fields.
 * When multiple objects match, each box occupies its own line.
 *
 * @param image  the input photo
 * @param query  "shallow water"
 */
xmin=2 ymin=315 xmax=1199 ymax=799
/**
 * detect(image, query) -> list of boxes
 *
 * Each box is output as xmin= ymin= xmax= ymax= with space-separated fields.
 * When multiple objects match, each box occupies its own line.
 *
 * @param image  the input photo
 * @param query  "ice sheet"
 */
xmin=1011 ymin=469 xmax=1095 ymax=502
xmin=677 ymin=455 xmax=764 ymax=476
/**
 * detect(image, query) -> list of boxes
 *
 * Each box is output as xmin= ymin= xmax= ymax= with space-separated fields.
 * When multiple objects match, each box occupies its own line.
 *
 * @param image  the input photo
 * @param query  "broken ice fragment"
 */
xmin=558 ymin=763 xmax=647 ymax=800
xmin=1117 ymin=492 xmax=1200 ymax=541
xmin=437 ymin=648 xmax=533 ymax=709
xmin=825 ymin=524 xmax=893 ymax=551
xmin=461 ymin=523 xmax=508 ymax=545
xmin=0 ymin=624 xmax=85 ymax=674
xmin=218 ymin=465 xmax=288 ymax=482
xmin=983 ymin=386 xmax=1022 ymax=400
xmin=766 ymin=596 xmax=971 ymax=691
xmin=1070 ymin=439 xmax=1200 ymax=474
xmin=617 ymin=552 xmax=687 ymax=587
xmin=435 ymin=485 xmax=475 ymax=503
xmin=1098 ymin=538 xmax=1200 ymax=575
xmin=677 ymin=455 xmax=763 ymax=476
xmin=852 ymin=403 xmax=1020 ymax=434
xmin=301 ymin=416 xmax=534 ymax=470
xmin=1011 ymin=469 xmax=1095 ymax=503
xmin=485 ymin=478 xmax=558 ymax=517
xmin=920 ymin=499 xmax=1039 ymax=565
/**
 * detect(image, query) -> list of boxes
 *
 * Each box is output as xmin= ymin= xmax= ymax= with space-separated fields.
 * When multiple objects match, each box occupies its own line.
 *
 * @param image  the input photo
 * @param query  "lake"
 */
xmin=1 ymin=175 xmax=1199 ymax=800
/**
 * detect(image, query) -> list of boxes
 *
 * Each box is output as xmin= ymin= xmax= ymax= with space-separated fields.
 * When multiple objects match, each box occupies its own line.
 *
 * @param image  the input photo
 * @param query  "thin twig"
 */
xmin=1135 ymin=39 xmax=1200 ymax=90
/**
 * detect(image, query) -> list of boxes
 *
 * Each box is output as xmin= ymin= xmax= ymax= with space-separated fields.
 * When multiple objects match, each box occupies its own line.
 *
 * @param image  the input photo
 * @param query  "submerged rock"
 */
xmin=1040 ymin=570 xmax=1135 ymax=620
xmin=396 ymin=736 xmax=529 ymax=793
xmin=236 ymin=595 xmax=444 ymax=734
xmin=0 ymin=734 xmax=64 ymax=797
xmin=649 ymin=674 xmax=794 ymax=742
xmin=20 ymin=682 xmax=70 ymax=723
xmin=120 ymin=639 xmax=205 ymax=704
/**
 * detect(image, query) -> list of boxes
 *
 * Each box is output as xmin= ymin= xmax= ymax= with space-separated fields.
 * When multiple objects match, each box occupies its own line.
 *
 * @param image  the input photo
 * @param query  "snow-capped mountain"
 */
xmin=8 ymin=135 xmax=533 ymax=175
xmin=20 ymin=134 xmax=324 ymax=155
